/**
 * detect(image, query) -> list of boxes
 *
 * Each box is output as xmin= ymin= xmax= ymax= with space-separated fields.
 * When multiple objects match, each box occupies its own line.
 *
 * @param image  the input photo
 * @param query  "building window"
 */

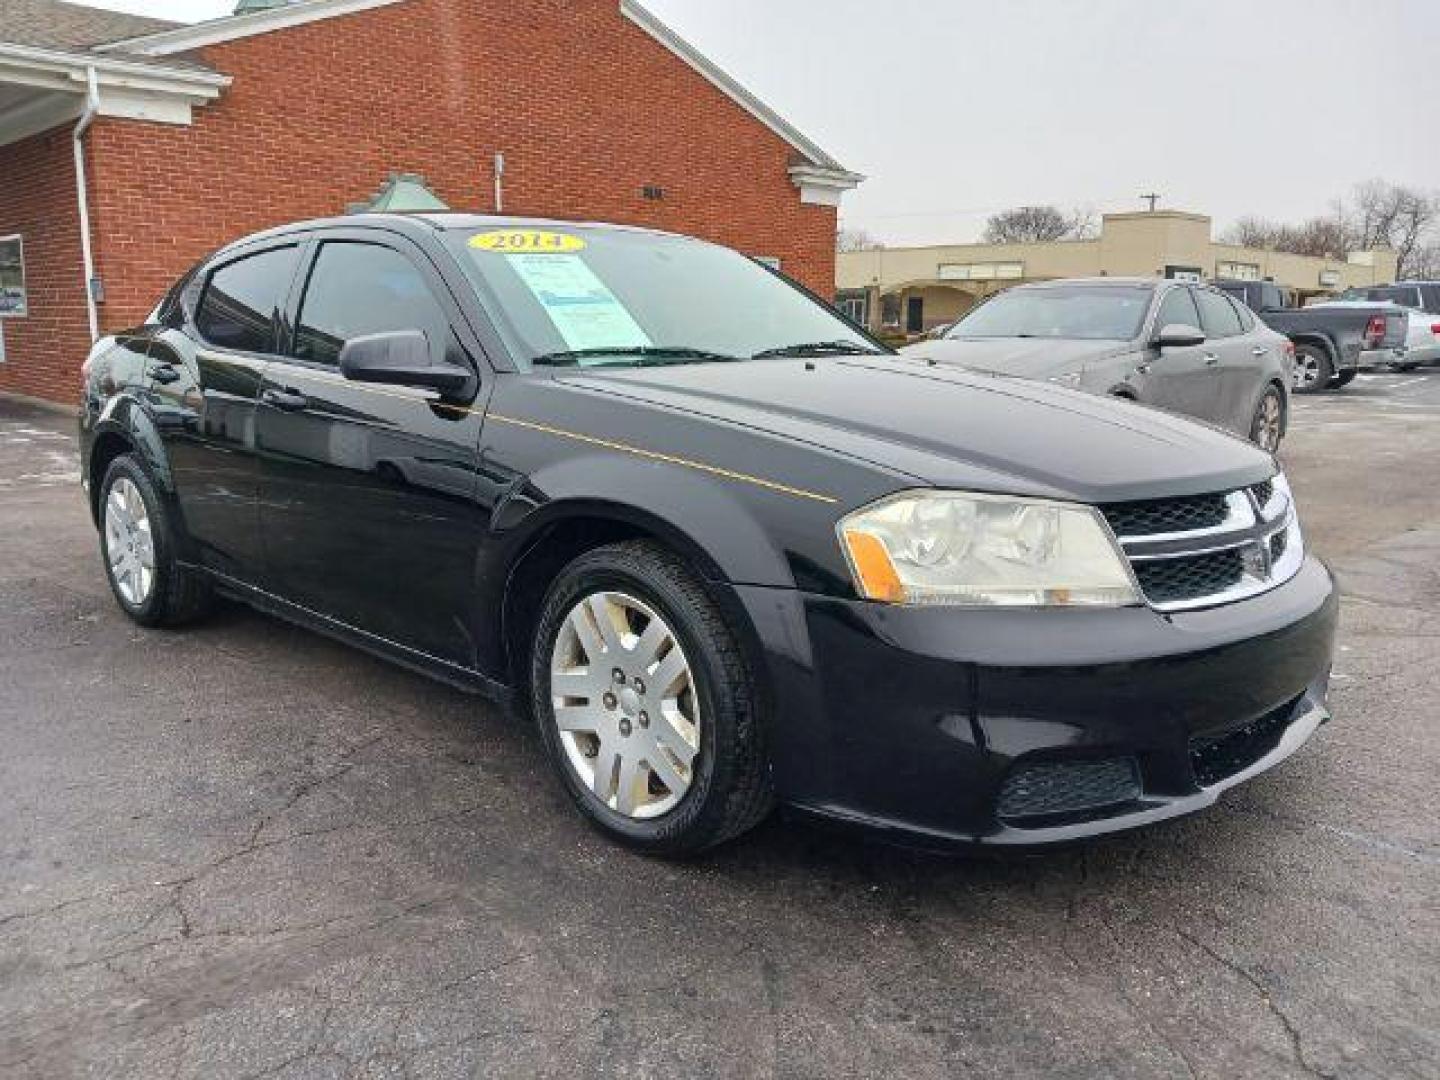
xmin=836 ymin=290 xmax=868 ymax=327
xmin=1217 ymin=261 xmax=1261 ymax=281
xmin=0 ymin=235 xmax=26 ymax=317
xmin=881 ymin=294 xmax=902 ymax=327
xmin=938 ymin=262 xmax=1023 ymax=281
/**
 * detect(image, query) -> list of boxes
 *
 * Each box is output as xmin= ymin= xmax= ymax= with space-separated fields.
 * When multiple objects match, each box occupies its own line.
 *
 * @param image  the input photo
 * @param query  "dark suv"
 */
xmin=80 ymin=215 xmax=1337 ymax=854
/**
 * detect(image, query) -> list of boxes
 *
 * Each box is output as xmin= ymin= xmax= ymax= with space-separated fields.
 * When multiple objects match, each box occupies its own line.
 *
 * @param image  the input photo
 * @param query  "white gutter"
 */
xmin=73 ymin=66 xmax=100 ymax=344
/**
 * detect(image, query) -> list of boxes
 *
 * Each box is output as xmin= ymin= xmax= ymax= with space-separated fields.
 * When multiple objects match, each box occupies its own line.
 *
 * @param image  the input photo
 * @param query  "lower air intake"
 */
xmin=997 ymin=758 xmax=1141 ymax=822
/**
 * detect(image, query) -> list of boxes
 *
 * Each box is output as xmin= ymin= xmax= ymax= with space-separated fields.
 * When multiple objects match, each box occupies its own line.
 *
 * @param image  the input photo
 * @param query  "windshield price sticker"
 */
xmin=506 ymin=253 xmax=652 ymax=352
xmin=470 ymin=229 xmax=586 ymax=254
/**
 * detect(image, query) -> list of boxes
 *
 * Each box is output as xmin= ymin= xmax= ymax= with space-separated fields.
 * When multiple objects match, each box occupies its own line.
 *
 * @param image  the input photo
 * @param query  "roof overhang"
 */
xmin=96 ymin=0 xmax=408 ymax=55
xmin=620 ymin=0 xmax=863 ymax=205
xmin=0 ymin=43 xmax=229 ymax=146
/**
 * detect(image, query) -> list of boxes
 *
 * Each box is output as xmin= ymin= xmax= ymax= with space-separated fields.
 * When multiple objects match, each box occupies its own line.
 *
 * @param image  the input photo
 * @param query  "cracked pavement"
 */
xmin=2 ymin=374 xmax=1438 ymax=1079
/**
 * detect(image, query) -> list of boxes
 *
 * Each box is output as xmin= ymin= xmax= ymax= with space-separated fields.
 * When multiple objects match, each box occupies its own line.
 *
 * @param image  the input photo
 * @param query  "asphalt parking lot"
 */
xmin=2 ymin=374 xmax=1438 ymax=1080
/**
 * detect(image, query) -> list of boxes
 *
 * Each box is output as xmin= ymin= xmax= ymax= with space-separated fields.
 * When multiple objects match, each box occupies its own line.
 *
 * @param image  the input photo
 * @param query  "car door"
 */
xmin=1189 ymin=286 xmax=1257 ymax=429
xmin=253 ymin=231 xmax=492 ymax=666
xmin=1138 ymin=285 xmax=1220 ymax=421
xmin=150 ymin=242 xmax=302 ymax=581
xmin=1212 ymin=291 xmax=1276 ymax=434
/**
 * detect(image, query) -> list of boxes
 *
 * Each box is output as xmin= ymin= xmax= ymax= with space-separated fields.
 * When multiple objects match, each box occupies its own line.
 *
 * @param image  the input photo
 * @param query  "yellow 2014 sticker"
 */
xmin=469 ymin=229 xmax=586 ymax=254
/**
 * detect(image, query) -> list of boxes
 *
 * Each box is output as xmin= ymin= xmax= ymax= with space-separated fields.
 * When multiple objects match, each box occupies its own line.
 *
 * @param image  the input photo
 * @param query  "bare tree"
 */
xmin=983 ymin=206 xmax=1072 ymax=244
xmin=1066 ymin=206 xmax=1100 ymax=241
xmin=1224 ymin=182 xmax=1438 ymax=276
xmin=836 ymin=227 xmax=883 ymax=253
xmin=1336 ymin=180 xmax=1438 ymax=277
xmin=1221 ymin=216 xmax=1283 ymax=249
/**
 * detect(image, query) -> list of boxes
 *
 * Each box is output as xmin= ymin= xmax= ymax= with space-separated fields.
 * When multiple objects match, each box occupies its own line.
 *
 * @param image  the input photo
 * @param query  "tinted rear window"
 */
xmin=194 ymin=247 xmax=298 ymax=352
xmin=195 ymin=246 xmax=299 ymax=353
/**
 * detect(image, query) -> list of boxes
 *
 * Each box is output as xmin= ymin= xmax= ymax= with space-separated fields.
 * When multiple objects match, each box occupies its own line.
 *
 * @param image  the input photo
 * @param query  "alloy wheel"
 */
xmin=549 ymin=591 xmax=700 ymax=819
xmin=1293 ymin=353 xmax=1321 ymax=390
xmin=1255 ymin=392 xmax=1283 ymax=451
xmin=104 ymin=476 xmax=155 ymax=606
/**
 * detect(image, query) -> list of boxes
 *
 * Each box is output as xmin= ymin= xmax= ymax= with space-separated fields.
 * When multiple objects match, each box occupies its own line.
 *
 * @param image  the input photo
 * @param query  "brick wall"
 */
xmin=79 ymin=0 xmax=838 ymax=364
xmin=0 ymin=128 xmax=89 ymax=405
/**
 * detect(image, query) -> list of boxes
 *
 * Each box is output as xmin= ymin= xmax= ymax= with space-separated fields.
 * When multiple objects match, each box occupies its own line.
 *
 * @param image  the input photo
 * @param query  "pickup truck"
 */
xmin=1212 ymin=278 xmax=1407 ymax=392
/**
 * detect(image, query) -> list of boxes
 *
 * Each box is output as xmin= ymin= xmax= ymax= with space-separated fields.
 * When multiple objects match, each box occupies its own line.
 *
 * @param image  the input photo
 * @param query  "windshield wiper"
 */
xmin=751 ymin=340 xmax=887 ymax=360
xmin=531 ymin=346 xmax=742 ymax=367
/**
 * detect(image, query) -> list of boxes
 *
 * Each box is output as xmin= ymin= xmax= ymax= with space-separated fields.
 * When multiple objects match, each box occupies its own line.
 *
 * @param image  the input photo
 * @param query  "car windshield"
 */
xmin=947 ymin=285 xmax=1152 ymax=341
xmin=442 ymin=225 xmax=881 ymax=370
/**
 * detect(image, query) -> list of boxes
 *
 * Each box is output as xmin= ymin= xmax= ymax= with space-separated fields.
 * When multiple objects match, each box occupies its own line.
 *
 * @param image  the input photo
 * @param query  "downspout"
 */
xmin=73 ymin=66 xmax=100 ymax=343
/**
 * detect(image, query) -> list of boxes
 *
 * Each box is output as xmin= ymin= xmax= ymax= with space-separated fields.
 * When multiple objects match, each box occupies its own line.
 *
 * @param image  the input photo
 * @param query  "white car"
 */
xmin=1307 ymin=300 xmax=1440 ymax=370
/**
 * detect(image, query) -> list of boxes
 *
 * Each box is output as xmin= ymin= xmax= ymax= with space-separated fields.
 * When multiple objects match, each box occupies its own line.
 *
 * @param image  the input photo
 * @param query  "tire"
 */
xmin=98 ymin=454 xmax=211 ymax=627
xmin=529 ymin=540 xmax=773 ymax=855
xmin=1330 ymin=370 xmax=1357 ymax=388
xmin=1292 ymin=344 xmax=1332 ymax=394
xmin=1249 ymin=385 xmax=1286 ymax=452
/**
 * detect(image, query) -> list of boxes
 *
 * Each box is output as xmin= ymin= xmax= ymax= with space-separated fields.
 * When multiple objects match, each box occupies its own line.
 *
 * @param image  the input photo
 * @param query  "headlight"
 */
xmin=838 ymin=491 xmax=1139 ymax=607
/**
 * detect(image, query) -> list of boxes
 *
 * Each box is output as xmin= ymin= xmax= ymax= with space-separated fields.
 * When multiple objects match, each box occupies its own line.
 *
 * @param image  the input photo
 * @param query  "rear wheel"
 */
xmin=1292 ymin=345 xmax=1332 ymax=394
xmin=1249 ymin=386 xmax=1286 ymax=452
xmin=99 ymin=455 xmax=211 ymax=627
xmin=529 ymin=541 xmax=773 ymax=855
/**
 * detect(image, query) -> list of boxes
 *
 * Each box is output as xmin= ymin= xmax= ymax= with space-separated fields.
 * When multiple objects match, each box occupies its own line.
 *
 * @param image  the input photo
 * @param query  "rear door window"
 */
xmin=1227 ymin=294 xmax=1256 ymax=332
xmin=1153 ymin=287 xmax=1201 ymax=332
xmin=292 ymin=242 xmax=455 ymax=367
xmin=1194 ymin=288 xmax=1244 ymax=339
xmin=194 ymin=246 xmax=299 ymax=353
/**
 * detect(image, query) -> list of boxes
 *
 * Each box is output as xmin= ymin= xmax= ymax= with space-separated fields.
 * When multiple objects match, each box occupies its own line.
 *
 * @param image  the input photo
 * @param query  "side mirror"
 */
xmin=338 ymin=330 xmax=472 ymax=394
xmin=1154 ymin=323 xmax=1206 ymax=349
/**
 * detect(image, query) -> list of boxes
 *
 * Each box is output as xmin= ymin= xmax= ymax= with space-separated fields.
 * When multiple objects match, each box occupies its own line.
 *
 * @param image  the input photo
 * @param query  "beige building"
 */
xmin=837 ymin=210 xmax=1400 ymax=336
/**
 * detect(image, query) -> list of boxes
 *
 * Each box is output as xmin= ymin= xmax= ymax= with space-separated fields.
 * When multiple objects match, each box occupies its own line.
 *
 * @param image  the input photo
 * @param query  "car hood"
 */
xmin=556 ymin=356 xmax=1272 ymax=504
xmin=900 ymin=336 xmax=1133 ymax=378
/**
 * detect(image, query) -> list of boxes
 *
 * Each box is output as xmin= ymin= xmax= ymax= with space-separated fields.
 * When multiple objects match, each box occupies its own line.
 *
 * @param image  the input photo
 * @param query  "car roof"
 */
xmin=1017 ymin=276 xmax=1162 ymax=289
xmin=217 ymin=213 xmax=693 ymax=256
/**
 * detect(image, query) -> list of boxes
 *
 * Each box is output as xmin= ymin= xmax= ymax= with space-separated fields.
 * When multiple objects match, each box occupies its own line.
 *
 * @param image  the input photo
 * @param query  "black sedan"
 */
xmin=79 ymin=215 xmax=1336 ymax=854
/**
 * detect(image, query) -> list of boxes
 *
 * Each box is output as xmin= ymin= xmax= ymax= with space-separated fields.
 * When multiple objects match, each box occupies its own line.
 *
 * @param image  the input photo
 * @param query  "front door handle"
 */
xmin=262 ymin=387 xmax=309 ymax=412
xmin=1205 ymin=353 xmax=1219 ymax=366
xmin=1252 ymin=347 xmax=1268 ymax=357
xmin=147 ymin=363 xmax=181 ymax=385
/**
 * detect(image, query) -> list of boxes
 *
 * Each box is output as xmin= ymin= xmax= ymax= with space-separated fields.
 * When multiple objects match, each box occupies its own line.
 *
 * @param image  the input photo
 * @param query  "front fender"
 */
xmin=494 ymin=451 xmax=796 ymax=588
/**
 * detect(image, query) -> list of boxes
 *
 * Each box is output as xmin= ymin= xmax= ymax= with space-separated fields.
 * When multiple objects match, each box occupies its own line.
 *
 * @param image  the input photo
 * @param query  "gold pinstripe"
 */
xmin=264 ymin=370 xmax=838 ymax=505
xmin=486 ymin=413 xmax=838 ymax=504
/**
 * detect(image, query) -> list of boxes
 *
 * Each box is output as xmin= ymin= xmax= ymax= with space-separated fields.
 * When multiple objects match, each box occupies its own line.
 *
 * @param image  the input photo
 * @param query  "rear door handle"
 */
xmin=147 ymin=363 xmax=181 ymax=385
xmin=1251 ymin=347 xmax=1268 ymax=357
xmin=1204 ymin=353 xmax=1219 ymax=365
xmin=262 ymin=387 xmax=309 ymax=412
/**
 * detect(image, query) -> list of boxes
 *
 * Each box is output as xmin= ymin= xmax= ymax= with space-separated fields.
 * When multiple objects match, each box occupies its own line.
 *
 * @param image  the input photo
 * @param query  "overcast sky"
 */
xmin=85 ymin=0 xmax=1440 ymax=245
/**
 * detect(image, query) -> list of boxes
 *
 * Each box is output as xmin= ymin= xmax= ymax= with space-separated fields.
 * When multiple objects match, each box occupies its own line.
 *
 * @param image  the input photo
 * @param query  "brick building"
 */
xmin=0 ymin=0 xmax=860 ymax=405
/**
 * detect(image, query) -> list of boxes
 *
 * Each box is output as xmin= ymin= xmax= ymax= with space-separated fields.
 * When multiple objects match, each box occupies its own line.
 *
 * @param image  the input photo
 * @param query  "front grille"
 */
xmin=1270 ymin=529 xmax=1288 ymax=561
xmin=1189 ymin=700 xmax=1297 ymax=787
xmin=1251 ymin=479 xmax=1275 ymax=510
xmin=1101 ymin=492 xmax=1230 ymax=537
xmin=1133 ymin=549 xmax=1245 ymax=604
xmin=997 ymin=758 xmax=1141 ymax=822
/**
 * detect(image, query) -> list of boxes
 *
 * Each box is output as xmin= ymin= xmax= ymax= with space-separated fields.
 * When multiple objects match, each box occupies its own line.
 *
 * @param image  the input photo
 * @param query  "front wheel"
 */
xmin=529 ymin=541 xmax=774 ymax=855
xmin=1291 ymin=345 xmax=1332 ymax=394
xmin=1249 ymin=386 xmax=1286 ymax=452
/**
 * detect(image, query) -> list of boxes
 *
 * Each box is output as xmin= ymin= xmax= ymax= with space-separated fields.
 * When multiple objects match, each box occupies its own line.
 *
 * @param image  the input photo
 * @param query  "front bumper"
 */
xmin=737 ymin=555 xmax=1337 ymax=848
